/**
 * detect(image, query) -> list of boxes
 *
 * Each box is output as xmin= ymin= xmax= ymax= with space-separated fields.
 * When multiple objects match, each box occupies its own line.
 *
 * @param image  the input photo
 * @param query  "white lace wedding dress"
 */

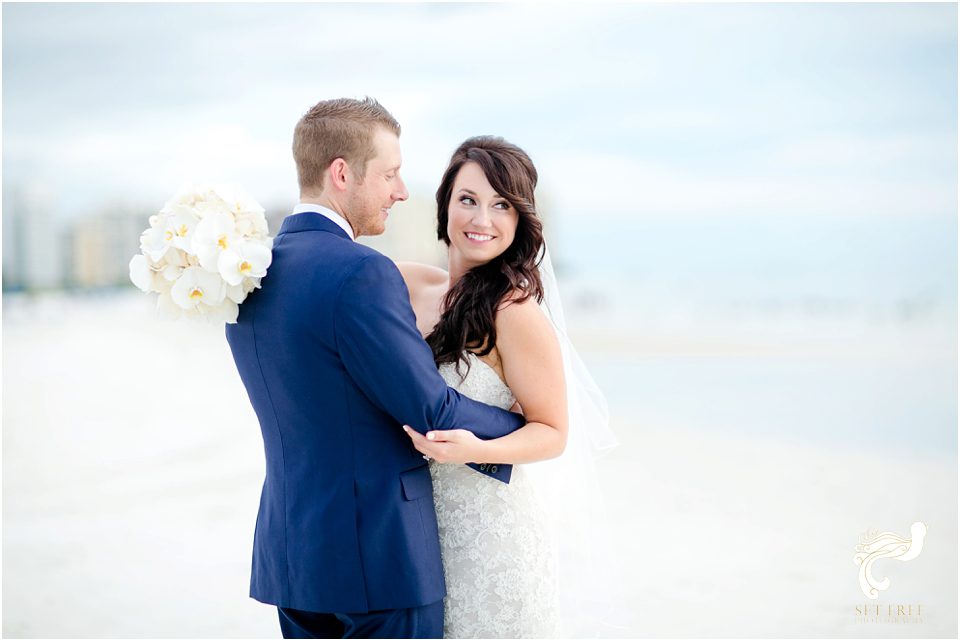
xmin=430 ymin=352 xmax=560 ymax=638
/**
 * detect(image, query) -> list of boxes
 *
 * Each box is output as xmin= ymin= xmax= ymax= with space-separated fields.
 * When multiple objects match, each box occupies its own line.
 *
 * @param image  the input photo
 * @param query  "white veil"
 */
xmin=526 ymin=244 xmax=626 ymax=636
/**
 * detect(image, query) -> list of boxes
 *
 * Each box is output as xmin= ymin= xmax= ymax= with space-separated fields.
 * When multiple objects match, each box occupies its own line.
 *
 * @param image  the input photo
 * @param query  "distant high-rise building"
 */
xmin=2 ymin=184 xmax=65 ymax=291
xmin=68 ymin=204 xmax=150 ymax=289
xmin=359 ymin=196 xmax=446 ymax=266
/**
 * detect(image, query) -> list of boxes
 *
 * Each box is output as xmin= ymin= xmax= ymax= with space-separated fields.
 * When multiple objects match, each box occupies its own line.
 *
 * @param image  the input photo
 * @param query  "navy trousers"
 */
xmin=278 ymin=601 xmax=444 ymax=639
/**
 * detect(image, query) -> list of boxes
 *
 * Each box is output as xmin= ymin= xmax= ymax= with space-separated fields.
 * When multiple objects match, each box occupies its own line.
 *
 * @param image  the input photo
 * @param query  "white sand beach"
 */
xmin=2 ymin=291 xmax=956 ymax=638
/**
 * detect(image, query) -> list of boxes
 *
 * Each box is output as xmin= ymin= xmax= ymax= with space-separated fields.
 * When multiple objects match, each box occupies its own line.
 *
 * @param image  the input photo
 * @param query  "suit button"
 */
xmin=490 ymin=465 xmax=498 ymax=473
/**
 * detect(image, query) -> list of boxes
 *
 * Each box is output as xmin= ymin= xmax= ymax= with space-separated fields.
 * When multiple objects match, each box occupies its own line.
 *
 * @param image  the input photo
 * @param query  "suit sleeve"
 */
xmin=335 ymin=254 xmax=525 ymax=444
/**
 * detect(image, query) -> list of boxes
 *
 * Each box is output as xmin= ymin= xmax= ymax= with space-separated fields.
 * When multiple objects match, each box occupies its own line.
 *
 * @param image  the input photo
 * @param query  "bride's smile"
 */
xmin=445 ymin=161 xmax=519 ymax=273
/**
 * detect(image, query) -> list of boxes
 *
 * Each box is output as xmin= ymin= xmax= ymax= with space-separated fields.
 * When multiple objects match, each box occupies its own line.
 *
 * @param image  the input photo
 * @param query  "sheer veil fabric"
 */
xmin=525 ymin=244 xmax=627 ymax=636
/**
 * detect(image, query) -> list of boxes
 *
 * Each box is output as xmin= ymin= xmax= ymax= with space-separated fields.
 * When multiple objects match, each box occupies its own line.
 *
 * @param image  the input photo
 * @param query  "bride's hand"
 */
xmin=402 ymin=425 xmax=484 ymax=464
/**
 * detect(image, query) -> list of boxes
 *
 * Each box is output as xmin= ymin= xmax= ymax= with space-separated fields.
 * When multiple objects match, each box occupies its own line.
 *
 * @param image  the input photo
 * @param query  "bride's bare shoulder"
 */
xmin=494 ymin=289 xmax=552 ymax=335
xmin=394 ymin=261 xmax=448 ymax=293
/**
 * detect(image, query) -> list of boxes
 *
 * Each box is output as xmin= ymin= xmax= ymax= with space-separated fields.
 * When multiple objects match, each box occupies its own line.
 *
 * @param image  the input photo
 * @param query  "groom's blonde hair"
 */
xmin=293 ymin=97 xmax=401 ymax=192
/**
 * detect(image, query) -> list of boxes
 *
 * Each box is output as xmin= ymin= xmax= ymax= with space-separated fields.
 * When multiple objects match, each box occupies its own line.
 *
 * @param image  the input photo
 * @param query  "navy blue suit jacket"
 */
xmin=225 ymin=212 xmax=524 ymax=614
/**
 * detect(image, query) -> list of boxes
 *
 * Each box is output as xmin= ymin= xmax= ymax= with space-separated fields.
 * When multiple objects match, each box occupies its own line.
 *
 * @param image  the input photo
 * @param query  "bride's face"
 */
xmin=446 ymin=161 xmax=519 ymax=268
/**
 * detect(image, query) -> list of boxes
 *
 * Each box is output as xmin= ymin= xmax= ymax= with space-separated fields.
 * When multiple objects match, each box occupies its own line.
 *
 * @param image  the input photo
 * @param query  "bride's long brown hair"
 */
xmin=427 ymin=136 xmax=545 ymax=373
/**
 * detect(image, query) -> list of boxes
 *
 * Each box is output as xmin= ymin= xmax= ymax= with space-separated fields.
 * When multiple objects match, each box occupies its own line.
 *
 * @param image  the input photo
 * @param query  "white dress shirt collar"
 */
xmin=292 ymin=203 xmax=355 ymax=240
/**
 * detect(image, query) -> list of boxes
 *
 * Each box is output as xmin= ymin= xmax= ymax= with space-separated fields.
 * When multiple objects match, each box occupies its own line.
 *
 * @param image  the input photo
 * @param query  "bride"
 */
xmin=399 ymin=136 xmax=614 ymax=638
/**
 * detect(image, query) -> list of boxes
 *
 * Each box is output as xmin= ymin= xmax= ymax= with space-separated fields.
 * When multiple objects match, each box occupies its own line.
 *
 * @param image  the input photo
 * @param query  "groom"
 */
xmin=225 ymin=97 xmax=524 ymax=639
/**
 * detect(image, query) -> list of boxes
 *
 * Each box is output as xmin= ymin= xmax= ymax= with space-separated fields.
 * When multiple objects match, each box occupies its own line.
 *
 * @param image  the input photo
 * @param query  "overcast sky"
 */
xmin=3 ymin=2 xmax=956 ymax=225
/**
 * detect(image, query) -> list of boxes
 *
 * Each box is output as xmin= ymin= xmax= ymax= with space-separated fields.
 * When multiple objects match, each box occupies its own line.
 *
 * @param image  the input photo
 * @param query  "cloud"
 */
xmin=2 ymin=2 xmax=955 ymax=222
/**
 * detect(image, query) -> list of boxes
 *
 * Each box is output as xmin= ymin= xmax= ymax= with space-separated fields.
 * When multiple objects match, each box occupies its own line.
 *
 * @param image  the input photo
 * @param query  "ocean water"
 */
xmin=548 ymin=213 xmax=957 ymax=461
xmin=553 ymin=213 xmax=957 ymax=314
xmin=584 ymin=350 xmax=957 ymax=461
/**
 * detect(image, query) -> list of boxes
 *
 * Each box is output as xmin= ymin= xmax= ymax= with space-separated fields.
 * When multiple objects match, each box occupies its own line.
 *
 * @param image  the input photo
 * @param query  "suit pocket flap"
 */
xmin=400 ymin=465 xmax=432 ymax=501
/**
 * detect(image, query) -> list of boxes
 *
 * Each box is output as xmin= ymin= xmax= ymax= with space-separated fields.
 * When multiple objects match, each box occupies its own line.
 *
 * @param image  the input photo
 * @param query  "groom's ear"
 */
xmin=327 ymin=158 xmax=351 ymax=192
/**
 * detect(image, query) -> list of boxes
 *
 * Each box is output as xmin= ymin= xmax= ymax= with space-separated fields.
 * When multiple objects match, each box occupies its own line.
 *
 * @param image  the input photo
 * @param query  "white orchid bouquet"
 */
xmin=129 ymin=183 xmax=273 ymax=324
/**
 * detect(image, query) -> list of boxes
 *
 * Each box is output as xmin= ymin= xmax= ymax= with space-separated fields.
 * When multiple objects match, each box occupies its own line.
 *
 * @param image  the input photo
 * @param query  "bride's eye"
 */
xmin=494 ymin=201 xmax=510 ymax=210
xmin=459 ymin=196 xmax=476 ymax=206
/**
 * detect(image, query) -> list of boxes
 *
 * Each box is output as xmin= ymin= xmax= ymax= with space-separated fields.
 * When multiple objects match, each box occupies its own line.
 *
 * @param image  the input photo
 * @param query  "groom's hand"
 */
xmin=403 ymin=425 xmax=484 ymax=464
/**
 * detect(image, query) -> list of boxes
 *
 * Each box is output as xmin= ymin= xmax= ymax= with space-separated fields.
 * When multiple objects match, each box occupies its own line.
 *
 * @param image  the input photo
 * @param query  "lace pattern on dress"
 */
xmin=431 ymin=353 xmax=560 ymax=638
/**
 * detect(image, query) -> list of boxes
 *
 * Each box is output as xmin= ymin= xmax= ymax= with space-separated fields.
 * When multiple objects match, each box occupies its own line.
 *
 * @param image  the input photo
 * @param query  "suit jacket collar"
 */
xmin=278 ymin=211 xmax=352 ymax=241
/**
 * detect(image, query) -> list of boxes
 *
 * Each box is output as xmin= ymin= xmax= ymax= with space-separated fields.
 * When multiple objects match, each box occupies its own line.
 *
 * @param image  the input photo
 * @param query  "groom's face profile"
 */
xmin=344 ymin=127 xmax=408 ymax=237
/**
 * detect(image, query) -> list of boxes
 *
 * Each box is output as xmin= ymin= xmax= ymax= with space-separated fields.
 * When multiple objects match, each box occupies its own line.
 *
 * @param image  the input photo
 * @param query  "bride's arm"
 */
xmin=407 ymin=296 xmax=569 ymax=464
xmin=478 ymin=297 xmax=568 ymax=462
